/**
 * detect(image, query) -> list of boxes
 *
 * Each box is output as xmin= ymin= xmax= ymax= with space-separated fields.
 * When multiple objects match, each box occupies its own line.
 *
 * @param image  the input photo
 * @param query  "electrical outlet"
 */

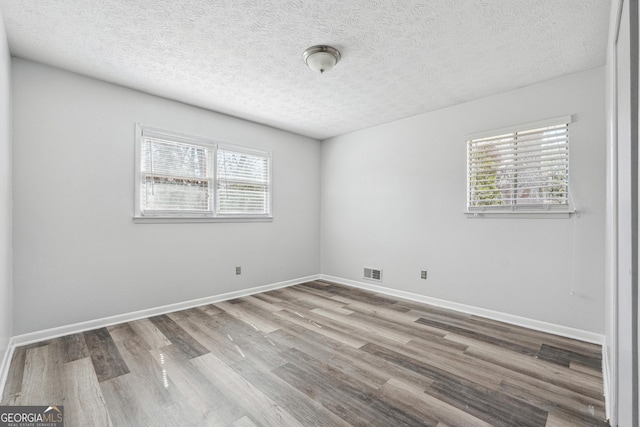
xmin=421 ymin=270 xmax=427 ymax=280
xmin=236 ymin=266 xmax=241 ymax=275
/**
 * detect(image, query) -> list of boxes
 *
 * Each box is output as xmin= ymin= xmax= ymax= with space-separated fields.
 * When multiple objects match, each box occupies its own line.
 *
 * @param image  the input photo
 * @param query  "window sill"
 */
xmin=464 ymin=210 xmax=575 ymax=219
xmin=133 ymin=215 xmax=273 ymax=224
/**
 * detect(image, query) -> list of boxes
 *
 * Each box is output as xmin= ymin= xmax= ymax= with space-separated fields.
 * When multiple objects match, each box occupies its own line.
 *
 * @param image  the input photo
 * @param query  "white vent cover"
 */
xmin=364 ymin=267 xmax=382 ymax=281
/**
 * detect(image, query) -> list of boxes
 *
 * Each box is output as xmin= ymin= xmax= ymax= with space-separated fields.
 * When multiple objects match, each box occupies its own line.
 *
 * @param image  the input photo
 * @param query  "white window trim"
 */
xmin=464 ymin=115 xmax=576 ymax=218
xmin=134 ymin=124 xmax=272 ymax=223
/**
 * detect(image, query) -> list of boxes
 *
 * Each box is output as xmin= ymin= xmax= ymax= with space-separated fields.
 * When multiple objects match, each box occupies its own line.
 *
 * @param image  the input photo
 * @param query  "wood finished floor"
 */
xmin=1 ymin=281 xmax=608 ymax=427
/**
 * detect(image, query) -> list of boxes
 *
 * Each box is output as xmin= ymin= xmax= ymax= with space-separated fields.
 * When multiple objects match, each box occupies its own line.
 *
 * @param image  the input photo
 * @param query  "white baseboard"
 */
xmin=0 ymin=337 xmax=16 ymax=401
xmin=0 ymin=275 xmax=319 ymax=394
xmin=10 ymin=274 xmax=321 ymax=348
xmin=2 ymin=273 xmax=606 ymax=400
xmin=0 ymin=274 xmax=316 ymax=395
xmin=320 ymin=275 xmax=605 ymax=345
xmin=602 ymin=345 xmax=613 ymax=424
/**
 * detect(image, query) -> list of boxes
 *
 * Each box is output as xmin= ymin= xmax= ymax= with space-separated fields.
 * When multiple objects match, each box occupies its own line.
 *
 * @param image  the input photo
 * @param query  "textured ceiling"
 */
xmin=0 ymin=0 xmax=611 ymax=140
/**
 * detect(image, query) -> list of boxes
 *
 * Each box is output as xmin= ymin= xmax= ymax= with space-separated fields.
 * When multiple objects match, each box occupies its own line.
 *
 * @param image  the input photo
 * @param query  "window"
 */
xmin=135 ymin=124 xmax=271 ymax=221
xmin=217 ymin=146 xmax=270 ymax=215
xmin=466 ymin=116 xmax=572 ymax=214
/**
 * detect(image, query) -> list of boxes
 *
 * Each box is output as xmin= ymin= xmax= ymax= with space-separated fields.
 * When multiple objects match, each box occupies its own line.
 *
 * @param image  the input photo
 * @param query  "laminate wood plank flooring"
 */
xmin=1 ymin=280 xmax=609 ymax=426
xmin=83 ymin=328 xmax=130 ymax=382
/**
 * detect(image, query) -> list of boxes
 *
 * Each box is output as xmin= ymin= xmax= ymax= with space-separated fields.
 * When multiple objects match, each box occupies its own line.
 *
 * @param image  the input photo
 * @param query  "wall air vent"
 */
xmin=364 ymin=267 xmax=382 ymax=282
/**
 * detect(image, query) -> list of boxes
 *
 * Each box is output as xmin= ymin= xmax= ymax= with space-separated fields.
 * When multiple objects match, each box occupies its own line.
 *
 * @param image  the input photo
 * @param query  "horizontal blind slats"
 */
xmin=468 ymin=134 xmax=568 ymax=151
xmin=217 ymin=148 xmax=270 ymax=215
xmin=469 ymin=139 xmax=568 ymax=156
xmin=142 ymin=137 xmax=212 ymax=178
xmin=468 ymin=142 xmax=568 ymax=159
xmin=467 ymin=116 xmax=572 ymax=140
xmin=468 ymin=156 xmax=568 ymax=169
xmin=141 ymin=135 xmax=214 ymax=212
xmin=467 ymin=120 xmax=570 ymax=209
xmin=138 ymin=125 xmax=271 ymax=217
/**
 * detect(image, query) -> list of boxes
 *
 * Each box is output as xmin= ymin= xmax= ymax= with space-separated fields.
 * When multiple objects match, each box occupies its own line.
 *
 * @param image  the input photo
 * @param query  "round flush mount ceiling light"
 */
xmin=303 ymin=45 xmax=341 ymax=74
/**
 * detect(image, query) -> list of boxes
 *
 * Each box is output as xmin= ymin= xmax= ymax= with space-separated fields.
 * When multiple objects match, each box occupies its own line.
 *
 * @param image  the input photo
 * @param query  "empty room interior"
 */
xmin=0 ymin=1 xmax=638 ymax=426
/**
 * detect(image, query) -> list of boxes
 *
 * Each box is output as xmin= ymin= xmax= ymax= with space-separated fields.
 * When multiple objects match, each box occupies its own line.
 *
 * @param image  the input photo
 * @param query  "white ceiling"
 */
xmin=0 ymin=0 xmax=611 ymax=140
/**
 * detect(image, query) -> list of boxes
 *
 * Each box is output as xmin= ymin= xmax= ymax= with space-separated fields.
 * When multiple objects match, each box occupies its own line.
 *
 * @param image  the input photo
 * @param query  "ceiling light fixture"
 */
xmin=303 ymin=45 xmax=341 ymax=74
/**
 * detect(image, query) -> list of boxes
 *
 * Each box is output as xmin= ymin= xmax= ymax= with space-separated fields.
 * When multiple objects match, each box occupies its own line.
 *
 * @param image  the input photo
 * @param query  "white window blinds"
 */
xmin=141 ymin=135 xmax=214 ymax=213
xmin=467 ymin=117 xmax=571 ymax=211
xmin=136 ymin=125 xmax=271 ymax=219
xmin=217 ymin=147 xmax=271 ymax=215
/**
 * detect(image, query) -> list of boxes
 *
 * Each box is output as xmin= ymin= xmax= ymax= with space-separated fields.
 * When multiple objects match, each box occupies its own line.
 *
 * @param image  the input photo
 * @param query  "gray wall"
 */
xmin=0 ymin=11 xmax=12 ymax=363
xmin=11 ymin=59 xmax=321 ymax=335
xmin=321 ymin=67 xmax=606 ymax=334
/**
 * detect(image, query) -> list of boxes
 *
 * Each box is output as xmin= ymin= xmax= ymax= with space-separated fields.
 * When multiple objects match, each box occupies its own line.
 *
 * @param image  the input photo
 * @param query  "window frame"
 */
xmin=465 ymin=116 xmax=575 ymax=218
xmin=134 ymin=124 xmax=272 ymax=223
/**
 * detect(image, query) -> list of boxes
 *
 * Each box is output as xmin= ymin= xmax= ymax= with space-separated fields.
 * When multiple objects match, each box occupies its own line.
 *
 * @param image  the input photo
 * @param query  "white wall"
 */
xmin=607 ymin=0 xmax=639 ymax=424
xmin=614 ymin=0 xmax=635 ymax=420
xmin=12 ymin=59 xmax=321 ymax=335
xmin=604 ymin=0 xmax=621 ymax=421
xmin=0 ymin=11 xmax=12 ymax=364
xmin=321 ymin=67 xmax=606 ymax=334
